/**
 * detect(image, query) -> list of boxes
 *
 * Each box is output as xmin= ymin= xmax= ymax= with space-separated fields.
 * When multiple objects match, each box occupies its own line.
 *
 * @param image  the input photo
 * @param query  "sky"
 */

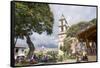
xmin=16 ymin=4 xmax=96 ymax=49
xmin=50 ymin=4 xmax=96 ymax=36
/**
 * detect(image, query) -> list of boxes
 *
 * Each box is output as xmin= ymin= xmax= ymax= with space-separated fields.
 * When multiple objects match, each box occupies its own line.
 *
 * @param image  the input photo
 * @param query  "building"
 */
xmin=58 ymin=14 xmax=69 ymax=56
xmin=77 ymin=25 xmax=97 ymax=56
xmin=14 ymin=46 xmax=29 ymax=60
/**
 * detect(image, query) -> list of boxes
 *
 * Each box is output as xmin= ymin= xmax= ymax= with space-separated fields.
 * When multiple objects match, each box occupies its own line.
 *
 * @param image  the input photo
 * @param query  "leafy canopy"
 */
xmin=15 ymin=2 xmax=54 ymax=39
xmin=66 ymin=18 xmax=97 ymax=37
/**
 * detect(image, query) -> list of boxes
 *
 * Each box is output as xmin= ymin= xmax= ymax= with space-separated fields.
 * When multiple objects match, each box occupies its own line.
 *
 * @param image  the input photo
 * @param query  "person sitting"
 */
xmin=82 ymin=52 xmax=88 ymax=61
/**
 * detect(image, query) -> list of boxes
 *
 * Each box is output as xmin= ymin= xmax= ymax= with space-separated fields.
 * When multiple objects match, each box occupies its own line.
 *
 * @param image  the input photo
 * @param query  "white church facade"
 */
xmin=58 ymin=15 xmax=69 ymax=56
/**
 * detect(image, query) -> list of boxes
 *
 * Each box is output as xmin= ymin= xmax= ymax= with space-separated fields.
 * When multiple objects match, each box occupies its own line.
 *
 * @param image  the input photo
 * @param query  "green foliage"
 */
xmin=14 ymin=2 xmax=54 ymax=39
xmin=60 ymin=37 xmax=72 ymax=54
xmin=66 ymin=18 xmax=97 ymax=37
xmin=46 ymin=51 xmax=58 ymax=61
xmin=89 ymin=18 xmax=97 ymax=25
xmin=14 ymin=2 xmax=54 ymax=59
xmin=58 ymin=55 xmax=63 ymax=61
xmin=61 ymin=18 xmax=97 ymax=59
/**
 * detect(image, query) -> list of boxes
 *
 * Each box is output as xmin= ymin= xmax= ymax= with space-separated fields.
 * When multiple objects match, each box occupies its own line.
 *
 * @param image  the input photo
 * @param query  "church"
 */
xmin=58 ymin=14 xmax=69 ymax=56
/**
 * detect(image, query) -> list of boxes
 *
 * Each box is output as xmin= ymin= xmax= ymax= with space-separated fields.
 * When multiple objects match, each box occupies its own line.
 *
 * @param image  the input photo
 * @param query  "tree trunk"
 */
xmin=26 ymin=35 xmax=35 ymax=59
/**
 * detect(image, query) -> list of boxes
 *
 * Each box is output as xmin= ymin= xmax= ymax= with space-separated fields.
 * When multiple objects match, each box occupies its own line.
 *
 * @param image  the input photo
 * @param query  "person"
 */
xmin=75 ymin=39 xmax=88 ymax=62
xmin=75 ymin=39 xmax=83 ymax=62
xmin=82 ymin=54 xmax=88 ymax=61
xmin=82 ymin=45 xmax=88 ymax=61
xmin=30 ymin=54 xmax=36 ymax=64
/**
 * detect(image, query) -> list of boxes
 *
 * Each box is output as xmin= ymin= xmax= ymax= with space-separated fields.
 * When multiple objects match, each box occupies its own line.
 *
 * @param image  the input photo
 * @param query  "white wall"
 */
xmin=0 ymin=0 xmax=99 ymax=68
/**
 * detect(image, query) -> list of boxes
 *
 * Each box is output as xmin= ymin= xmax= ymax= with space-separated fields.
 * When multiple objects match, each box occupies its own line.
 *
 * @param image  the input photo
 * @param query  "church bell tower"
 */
xmin=58 ymin=14 xmax=69 ymax=55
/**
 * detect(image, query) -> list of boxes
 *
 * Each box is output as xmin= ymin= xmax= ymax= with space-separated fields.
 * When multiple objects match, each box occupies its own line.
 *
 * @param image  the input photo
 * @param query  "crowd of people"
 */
xmin=74 ymin=39 xmax=88 ymax=62
xmin=15 ymin=52 xmax=57 ymax=64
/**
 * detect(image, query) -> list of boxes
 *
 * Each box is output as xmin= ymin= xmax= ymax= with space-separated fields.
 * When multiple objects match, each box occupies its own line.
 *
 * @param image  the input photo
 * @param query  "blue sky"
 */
xmin=50 ymin=4 xmax=96 ymax=36
xmin=16 ymin=4 xmax=96 ymax=48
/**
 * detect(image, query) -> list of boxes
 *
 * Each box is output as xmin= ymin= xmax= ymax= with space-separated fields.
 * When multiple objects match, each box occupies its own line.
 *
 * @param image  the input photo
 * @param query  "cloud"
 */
xmin=16 ymin=4 xmax=96 ymax=49
xmin=50 ymin=4 xmax=96 ymax=35
xmin=30 ymin=32 xmax=58 ymax=48
xmin=16 ymin=32 xmax=58 ymax=48
xmin=50 ymin=4 xmax=96 ymax=25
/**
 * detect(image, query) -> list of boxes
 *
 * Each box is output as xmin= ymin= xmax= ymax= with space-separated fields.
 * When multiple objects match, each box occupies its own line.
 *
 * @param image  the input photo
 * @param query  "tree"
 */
xmin=62 ymin=18 xmax=97 ymax=57
xmin=66 ymin=18 xmax=96 ymax=37
xmin=60 ymin=37 xmax=71 ymax=54
xmin=89 ymin=18 xmax=97 ymax=25
xmin=14 ymin=2 xmax=54 ymax=59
